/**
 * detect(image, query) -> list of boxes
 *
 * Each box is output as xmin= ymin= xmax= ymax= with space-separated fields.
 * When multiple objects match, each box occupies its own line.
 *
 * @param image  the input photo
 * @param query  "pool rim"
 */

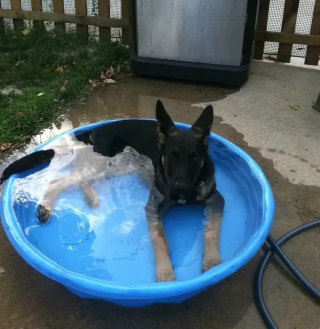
xmin=1 ymin=119 xmax=275 ymax=300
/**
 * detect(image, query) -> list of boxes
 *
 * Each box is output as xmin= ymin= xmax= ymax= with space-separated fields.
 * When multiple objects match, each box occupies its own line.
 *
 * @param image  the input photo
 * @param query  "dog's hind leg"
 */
xmin=37 ymin=176 xmax=71 ymax=223
xmin=80 ymin=181 xmax=99 ymax=208
xmin=145 ymin=187 xmax=175 ymax=282
xmin=37 ymin=167 xmax=101 ymax=223
xmin=202 ymin=191 xmax=225 ymax=272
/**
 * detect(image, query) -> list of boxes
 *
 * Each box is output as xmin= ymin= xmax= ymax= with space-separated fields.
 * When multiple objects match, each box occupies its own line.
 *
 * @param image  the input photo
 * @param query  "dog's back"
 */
xmin=83 ymin=120 xmax=160 ymax=165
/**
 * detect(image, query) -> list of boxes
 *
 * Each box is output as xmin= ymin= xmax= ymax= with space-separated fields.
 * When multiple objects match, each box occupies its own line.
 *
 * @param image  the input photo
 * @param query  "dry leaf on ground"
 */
xmin=60 ymin=80 xmax=68 ymax=92
xmin=0 ymin=143 xmax=12 ymax=151
xmin=105 ymin=66 xmax=114 ymax=78
xmin=55 ymin=66 xmax=64 ymax=73
xmin=22 ymin=29 xmax=31 ymax=36
xmin=89 ymin=79 xmax=97 ymax=87
xmin=104 ymin=79 xmax=116 ymax=84
xmin=289 ymin=104 xmax=300 ymax=111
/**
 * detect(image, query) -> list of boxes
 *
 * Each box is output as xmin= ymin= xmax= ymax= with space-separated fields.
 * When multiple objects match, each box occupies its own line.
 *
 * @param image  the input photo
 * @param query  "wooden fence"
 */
xmin=0 ymin=0 xmax=132 ymax=46
xmin=1 ymin=0 xmax=319 ymax=66
xmin=254 ymin=0 xmax=320 ymax=66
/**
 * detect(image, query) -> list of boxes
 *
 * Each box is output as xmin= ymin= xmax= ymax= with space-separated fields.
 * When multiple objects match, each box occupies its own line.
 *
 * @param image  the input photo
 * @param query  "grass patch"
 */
xmin=0 ymin=27 xmax=130 ymax=151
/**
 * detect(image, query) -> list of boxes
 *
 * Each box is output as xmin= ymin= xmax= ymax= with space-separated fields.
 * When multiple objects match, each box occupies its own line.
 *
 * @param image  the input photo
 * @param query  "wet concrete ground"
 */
xmin=0 ymin=61 xmax=320 ymax=328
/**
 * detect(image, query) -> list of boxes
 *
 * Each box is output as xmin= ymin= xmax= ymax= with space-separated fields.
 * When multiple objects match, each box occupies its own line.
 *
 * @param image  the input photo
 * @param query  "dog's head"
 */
xmin=156 ymin=100 xmax=214 ymax=203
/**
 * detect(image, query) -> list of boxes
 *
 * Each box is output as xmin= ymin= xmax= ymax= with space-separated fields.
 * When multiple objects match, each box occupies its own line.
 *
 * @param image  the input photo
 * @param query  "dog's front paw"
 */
xmin=156 ymin=263 xmax=175 ymax=282
xmin=37 ymin=204 xmax=52 ymax=223
xmin=202 ymin=251 xmax=221 ymax=273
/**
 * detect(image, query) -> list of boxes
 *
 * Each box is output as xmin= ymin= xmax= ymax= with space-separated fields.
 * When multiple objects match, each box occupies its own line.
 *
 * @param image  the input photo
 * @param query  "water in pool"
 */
xmin=12 ymin=132 xmax=259 ymax=285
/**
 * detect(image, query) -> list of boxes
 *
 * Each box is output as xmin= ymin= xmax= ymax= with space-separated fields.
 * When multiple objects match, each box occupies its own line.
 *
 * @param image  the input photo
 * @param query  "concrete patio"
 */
xmin=0 ymin=60 xmax=320 ymax=329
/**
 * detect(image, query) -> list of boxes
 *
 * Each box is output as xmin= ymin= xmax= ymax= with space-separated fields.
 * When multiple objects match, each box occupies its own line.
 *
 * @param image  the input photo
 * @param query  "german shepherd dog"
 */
xmin=0 ymin=100 xmax=224 ymax=282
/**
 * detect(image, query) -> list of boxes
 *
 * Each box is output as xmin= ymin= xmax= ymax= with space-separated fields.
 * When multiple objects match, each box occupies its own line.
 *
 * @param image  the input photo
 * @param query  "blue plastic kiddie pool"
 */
xmin=0 ymin=120 xmax=274 ymax=307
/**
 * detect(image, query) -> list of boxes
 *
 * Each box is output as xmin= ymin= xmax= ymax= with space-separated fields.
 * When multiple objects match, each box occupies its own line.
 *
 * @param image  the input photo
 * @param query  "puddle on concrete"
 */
xmin=0 ymin=75 xmax=320 ymax=329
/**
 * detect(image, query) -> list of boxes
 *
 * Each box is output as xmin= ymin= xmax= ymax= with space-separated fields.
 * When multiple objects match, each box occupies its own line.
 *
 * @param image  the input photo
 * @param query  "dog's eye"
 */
xmin=170 ymin=150 xmax=179 ymax=159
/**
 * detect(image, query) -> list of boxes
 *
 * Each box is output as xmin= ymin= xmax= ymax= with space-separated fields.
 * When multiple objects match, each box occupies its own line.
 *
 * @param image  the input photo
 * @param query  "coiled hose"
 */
xmin=255 ymin=219 xmax=320 ymax=328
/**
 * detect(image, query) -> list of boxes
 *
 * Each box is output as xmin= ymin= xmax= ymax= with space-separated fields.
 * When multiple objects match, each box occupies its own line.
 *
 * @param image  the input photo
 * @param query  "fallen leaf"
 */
xmin=106 ymin=66 xmax=114 ymax=78
xmin=0 ymin=143 xmax=12 ymax=151
xmin=104 ymin=78 xmax=116 ymax=84
xmin=37 ymin=92 xmax=44 ymax=97
xmin=55 ymin=66 xmax=64 ymax=73
xmin=100 ymin=71 xmax=106 ymax=80
xmin=60 ymin=80 xmax=68 ymax=92
xmin=22 ymin=29 xmax=31 ymax=36
xmin=265 ymin=55 xmax=277 ymax=61
xmin=89 ymin=79 xmax=97 ymax=87
xmin=23 ymin=135 xmax=31 ymax=141
xmin=1 ymin=86 xmax=22 ymax=96
xmin=54 ymin=99 xmax=59 ymax=103
xmin=289 ymin=104 xmax=300 ymax=111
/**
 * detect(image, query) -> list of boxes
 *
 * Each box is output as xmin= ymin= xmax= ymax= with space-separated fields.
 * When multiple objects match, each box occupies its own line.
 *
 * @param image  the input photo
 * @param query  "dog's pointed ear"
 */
xmin=156 ymin=100 xmax=176 ymax=147
xmin=191 ymin=105 xmax=214 ymax=145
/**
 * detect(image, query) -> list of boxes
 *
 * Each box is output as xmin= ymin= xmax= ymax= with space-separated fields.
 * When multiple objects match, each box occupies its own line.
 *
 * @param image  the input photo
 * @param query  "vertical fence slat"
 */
xmin=75 ymin=0 xmax=88 ymax=37
xmin=98 ymin=0 xmax=110 ymax=42
xmin=11 ymin=0 xmax=24 ymax=30
xmin=31 ymin=0 xmax=43 ymax=29
xmin=254 ymin=0 xmax=270 ymax=60
xmin=53 ymin=0 xmax=65 ymax=33
xmin=277 ymin=0 xmax=300 ymax=63
xmin=305 ymin=0 xmax=320 ymax=65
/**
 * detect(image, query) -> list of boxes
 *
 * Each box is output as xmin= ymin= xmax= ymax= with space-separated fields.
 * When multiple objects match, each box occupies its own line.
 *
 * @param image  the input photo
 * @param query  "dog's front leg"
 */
xmin=202 ymin=191 xmax=225 ymax=272
xmin=145 ymin=189 xmax=175 ymax=282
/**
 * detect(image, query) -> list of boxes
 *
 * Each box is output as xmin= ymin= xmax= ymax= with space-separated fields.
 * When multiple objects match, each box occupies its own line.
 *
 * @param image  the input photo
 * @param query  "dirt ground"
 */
xmin=0 ymin=61 xmax=320 ymax=329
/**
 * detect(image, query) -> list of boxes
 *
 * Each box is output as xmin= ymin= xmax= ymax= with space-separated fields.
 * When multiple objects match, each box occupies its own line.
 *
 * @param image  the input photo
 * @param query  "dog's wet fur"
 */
xmin=0 ymin=100 xmax=224 ymax=282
